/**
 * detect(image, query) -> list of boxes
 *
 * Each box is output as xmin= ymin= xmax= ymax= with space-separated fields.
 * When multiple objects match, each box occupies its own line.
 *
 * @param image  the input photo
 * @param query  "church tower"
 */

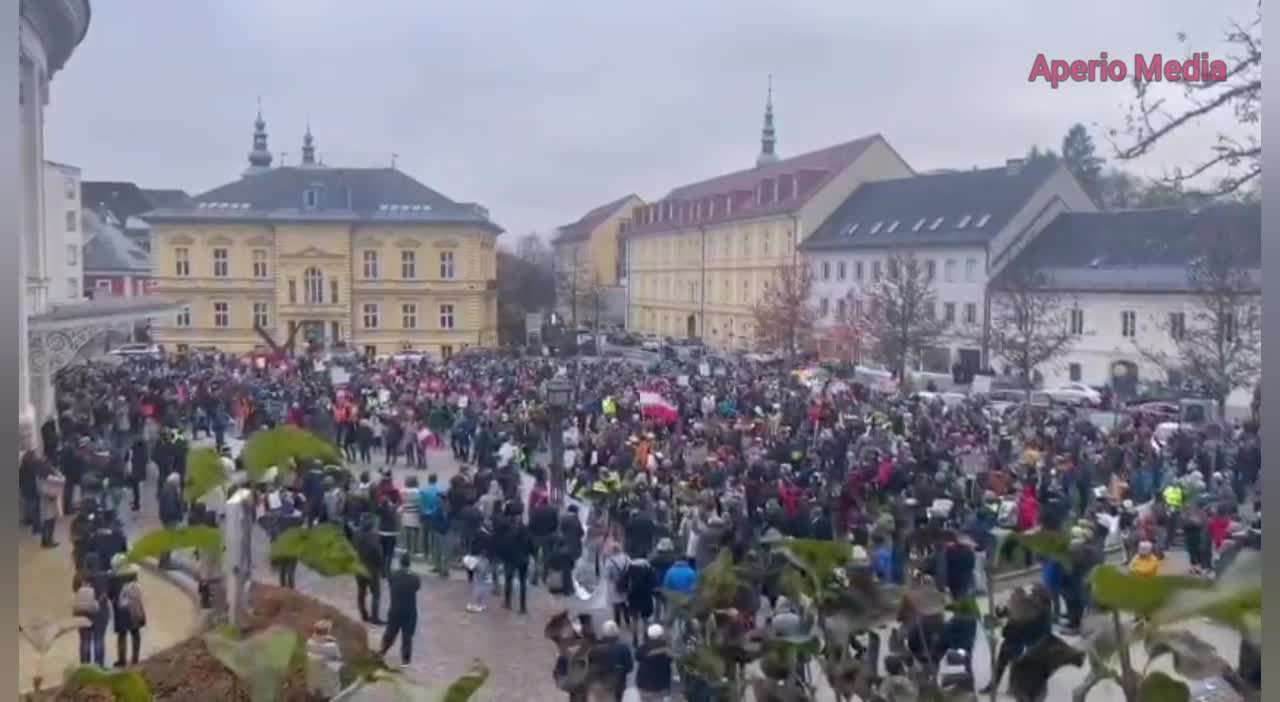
xmin=756 ymin=75 xmax=778 ymax=167
xmin=244 ymin=98 xmax=273 ymax=176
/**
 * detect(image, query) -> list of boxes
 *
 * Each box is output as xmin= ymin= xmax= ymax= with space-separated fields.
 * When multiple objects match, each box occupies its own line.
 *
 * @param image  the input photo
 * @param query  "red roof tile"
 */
xmin=627 ymin=134 xmax=885 ymax=236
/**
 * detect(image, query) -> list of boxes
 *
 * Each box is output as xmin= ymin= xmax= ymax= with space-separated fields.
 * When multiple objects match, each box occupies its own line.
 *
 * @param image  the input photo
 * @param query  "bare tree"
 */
xmin=752 ymin=262 xmax=817 ymax=358
xmin=860 ymin=251 xmax=948 ymax=378
xmin=983 ymin=267 xmax=1080 ymax=390
xmin=1134 ymin=229 xmax=1261 ymax=414
xmin=556 ymin=264 xmax=609 ymax=330
xmin=821 ymin=291 xmax=865 ymax=365
xmin=1110 ymin=4 xmax=1261 ymax=196
xmin=516 ymin=232 xmax=554 ymax=269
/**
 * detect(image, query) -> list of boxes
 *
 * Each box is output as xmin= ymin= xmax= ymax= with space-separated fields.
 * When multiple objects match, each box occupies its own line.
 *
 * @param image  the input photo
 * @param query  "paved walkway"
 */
xmin=126 ymin=443 xmax=1242 ymax=701
xmin=17 ymin=523 xmax=200 ymax=694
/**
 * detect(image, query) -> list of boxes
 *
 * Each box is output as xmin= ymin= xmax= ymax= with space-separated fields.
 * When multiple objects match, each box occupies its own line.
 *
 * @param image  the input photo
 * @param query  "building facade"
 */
xmin=82 ymin=208 xmax=155 ymax=299
xmin=625 ymin=90 xmax=913 ymax=348
xmin=43 ymin=160 xmax=84 ymax=303
xmin=1002 ymin=204 xmax=1261 ymax=410
xmin=552 ymin=193 xmax=642 ymax=327
xmin=146 ymin=119 xmax=502 ymax=358
xmin=802 ymin=158 xmax=1097 ymax=371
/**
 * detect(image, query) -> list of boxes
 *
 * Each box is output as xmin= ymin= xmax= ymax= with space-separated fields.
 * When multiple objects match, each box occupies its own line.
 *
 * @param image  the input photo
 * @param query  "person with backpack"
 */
xmin=109 ymin=554 xmax=146 ymax=667
xmin=72 ymin=553 xmax=111 ymax=666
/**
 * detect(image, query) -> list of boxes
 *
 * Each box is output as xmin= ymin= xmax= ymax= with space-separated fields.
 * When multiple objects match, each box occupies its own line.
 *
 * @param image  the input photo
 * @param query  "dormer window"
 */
xmin=928 ymin=217 xmax=944 ymax=231
xmin=956 ymin=215 xmax=972 ymax=229
xmin=913 ymin=218 xmax=927 ymax=232
xmin=869 ymin=221 xmax=884 ymax=235
xmin=975 ymin=213 xmax=991 ymax=228
xmin=843 ymin=223 xmax=860 ymax=237
xmin=886 ymin=220 xmax=900 ymax=233
xmin=303 ymin=188 xmax=320 ymax=210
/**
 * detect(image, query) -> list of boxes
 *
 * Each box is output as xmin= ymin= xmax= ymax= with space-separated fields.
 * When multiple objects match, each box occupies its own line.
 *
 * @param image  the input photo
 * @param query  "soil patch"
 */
xmin=29 ymin=583 xmax=373 ymax=702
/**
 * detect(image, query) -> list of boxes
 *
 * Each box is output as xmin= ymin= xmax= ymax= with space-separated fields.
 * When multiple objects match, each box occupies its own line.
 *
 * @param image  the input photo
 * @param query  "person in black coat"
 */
xmin=622 ymin=559 xmax=658 ymax=647
xmin=528 ymin=500 xmax=559 ymax=586
xmin=380 ymin=553 xmax=421 ymax=665
xmin=353 ymin=517 xmax=385 ymax=624
xmin=498 ymin=507 xmax=534 ymax=614
xmin=587 ymin=621 xmax=633 ymax=702
xmin=634 ymin=624 xmax=674 ymax=700
xmin=108 ymin=556 xmax=146 ymax=667
xmin=129 ymin=440 xmax=148 ymax=512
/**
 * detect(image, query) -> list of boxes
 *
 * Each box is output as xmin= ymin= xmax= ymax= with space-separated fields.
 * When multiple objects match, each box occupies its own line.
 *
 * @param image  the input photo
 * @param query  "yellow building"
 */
xmin=146 ymin=115 xmax=502 ymax=358
xmin=551 ymin=193 xmax=644 ymax=326
xmin=625 ymin=88 xmax=913 ymax=348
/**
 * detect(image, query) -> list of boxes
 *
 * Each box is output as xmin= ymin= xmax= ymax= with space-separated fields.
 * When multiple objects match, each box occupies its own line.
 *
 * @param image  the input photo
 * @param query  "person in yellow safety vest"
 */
xmin=602 ymin=396 xmax=617 ymax=418
xmin=1163 ymin=482 xmax=1184 ymax=511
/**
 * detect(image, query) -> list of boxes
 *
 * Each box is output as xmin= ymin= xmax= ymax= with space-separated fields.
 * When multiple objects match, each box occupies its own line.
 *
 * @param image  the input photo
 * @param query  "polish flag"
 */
xmin=639 ymin=391 xmax=678 ymax=425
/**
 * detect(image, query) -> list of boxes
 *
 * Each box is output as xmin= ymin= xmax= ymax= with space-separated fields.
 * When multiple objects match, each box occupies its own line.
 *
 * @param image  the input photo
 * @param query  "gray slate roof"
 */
xmin=82 ymin=208 xmax=152 ymax=273
xmin=801 ymin=158 xmax=1060 ymax=251
xmin=1003 ymin=203 xmax=1261 ymax=293
xmin=555 ymin=194 xmax=638 ymax=244
xmin=139 ymin=188 xmax=193 ymax=210
xmin=142 ymin=166 xmax=502 ymax=233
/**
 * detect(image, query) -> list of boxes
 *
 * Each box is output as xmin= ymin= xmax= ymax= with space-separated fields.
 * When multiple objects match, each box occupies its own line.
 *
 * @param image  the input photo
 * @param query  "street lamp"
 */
xmin=545 ymin=376 xmax=574 ymax=505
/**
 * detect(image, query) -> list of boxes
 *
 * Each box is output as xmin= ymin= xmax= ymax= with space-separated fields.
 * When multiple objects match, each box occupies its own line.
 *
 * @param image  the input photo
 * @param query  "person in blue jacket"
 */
xmin=661 ymin=558 xmax=697 ymax=594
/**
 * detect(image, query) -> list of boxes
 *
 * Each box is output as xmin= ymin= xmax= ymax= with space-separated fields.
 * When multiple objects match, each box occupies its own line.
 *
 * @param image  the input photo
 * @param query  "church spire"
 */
xmin=756 ymin=75 xmax=778 ymax=167
xmin=301 ymin=119 xmax=317 ymax=166
xmin=245 ymin=97 xmax=274 ymax=176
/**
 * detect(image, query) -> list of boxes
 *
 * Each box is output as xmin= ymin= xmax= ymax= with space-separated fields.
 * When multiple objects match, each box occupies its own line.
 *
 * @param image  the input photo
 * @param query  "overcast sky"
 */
xmin=46 ymin=0 xmax=1255 ymax=238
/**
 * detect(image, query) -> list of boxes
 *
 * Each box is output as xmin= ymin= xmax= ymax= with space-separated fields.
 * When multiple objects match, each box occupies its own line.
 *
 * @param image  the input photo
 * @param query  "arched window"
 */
xmin=304 ymin=267 xmax=325 ymax=304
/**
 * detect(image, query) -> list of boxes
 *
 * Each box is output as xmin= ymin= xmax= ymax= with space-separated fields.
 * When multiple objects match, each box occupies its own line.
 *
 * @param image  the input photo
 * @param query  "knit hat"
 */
xmin=647 ymin=624 xmax=665 ymax=640
xmin=850 ymin=545 xmax=870 ymax=566
xmin=656 ymin=537 xmax=675 ymax=553
xmin=601 ymin=620 xmax=619 ymax=638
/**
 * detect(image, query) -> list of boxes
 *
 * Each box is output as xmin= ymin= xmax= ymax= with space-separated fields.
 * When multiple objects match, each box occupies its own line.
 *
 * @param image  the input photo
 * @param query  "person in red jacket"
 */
xmin=1017 ymin=484 xmax=1040 ymax=532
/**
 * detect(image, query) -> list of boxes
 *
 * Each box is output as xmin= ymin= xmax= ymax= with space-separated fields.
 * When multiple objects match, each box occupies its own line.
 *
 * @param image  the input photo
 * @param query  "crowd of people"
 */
xmin=18 ymin=345 xmax=1263 ymax=696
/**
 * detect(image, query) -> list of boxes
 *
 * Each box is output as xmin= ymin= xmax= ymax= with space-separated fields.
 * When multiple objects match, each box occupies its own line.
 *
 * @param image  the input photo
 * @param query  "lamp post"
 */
xmin=545 ymin=376 xmax=573 ymax=505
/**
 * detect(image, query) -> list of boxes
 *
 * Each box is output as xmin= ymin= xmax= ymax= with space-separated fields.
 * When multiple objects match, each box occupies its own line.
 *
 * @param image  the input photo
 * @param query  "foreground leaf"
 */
xmin=204 ymin=625 xmax=301 ymax=702
xmin=127 ymin=525 xmax=223 ymax=564
xmin=1151 ymin=550 xmax=1262 ymax=635
xmin=439 ymin=661 xmax=489 ymax=702
xmin=1088 ymin=565 xmax=1208 ymax=618
xmin=1144 ymin=630 xmax=1231 ymax=681
xmin=185 ymin=447 xmax=231 ymax=502
xmin=1137 ymin=671 xmax=1189 ymax=702
xmin=64 ymin=665 xmax=153 ymax=702
xmin=269 ymin=524 xmax=368 ymax=577
xmin=241 ymin=426 xmax=342 ymax=484
xmin=20 ymin=616 xmax=92 ymax=654
xmin=1009 ymin=529 xmax=1075 ymax=571
xmin=1009 ymin=635 xmax=1085 ymax=702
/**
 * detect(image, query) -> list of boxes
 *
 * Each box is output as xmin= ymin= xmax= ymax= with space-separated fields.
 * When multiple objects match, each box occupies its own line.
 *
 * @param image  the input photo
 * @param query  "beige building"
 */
xmin=625 ymin=89 xmax=913 ymax=348
xmin=551 ymin=193 xmax=643 ymax=326
xmin=147 ymin=117 xmax=502 ymax=358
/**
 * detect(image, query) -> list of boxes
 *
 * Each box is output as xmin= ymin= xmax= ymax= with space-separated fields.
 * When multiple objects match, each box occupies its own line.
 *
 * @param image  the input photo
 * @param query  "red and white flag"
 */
xmin=639 ymin=391 xmax=678 ymax=425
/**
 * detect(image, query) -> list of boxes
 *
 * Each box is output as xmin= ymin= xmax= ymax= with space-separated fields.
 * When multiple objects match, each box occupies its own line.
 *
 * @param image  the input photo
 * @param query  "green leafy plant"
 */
xmin=204 ymin=624 xmax=302 ymax=702
xmin=185 ymin=447 xmax=232 ymax=502
xmin=241 ymin=425 xmax=342 ymax=484
xmin=63 ymin=665 xmax=154 ymax=702
xmin=268 ymin=523 xmax=368 ymax=577
xmin=126 ymin=524 xmax=223 ymax=564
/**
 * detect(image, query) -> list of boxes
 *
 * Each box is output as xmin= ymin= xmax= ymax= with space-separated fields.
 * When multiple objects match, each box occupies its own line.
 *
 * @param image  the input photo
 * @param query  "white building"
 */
xmin=21 ymin=1 xmax=178 ymax=451
xmin=801 ymin=158 xmax=1096 ymax=372
xmin=43 ymin=160 xmax=84 ymax=303
xmin=1002 ymin=204 xmax=1261 ymax=410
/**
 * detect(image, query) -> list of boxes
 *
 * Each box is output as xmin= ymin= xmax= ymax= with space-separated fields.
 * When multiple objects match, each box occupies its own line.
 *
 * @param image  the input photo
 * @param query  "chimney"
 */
xmin=1006 ymin=158 xmax=1025 ymax=176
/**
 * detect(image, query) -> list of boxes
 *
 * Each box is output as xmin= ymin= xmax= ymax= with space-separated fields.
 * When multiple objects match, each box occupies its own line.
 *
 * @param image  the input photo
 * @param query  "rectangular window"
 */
xmin=66 ymin=244 xmax=78 ymax=266
xmin=925 ymin=260 xmax=936 ymax=281
xmin=836 ymin=298 xmax=847 ymax=320
xmin=965 ymin=258 xmax=978 ymax=282
xmin=1121 ymin=310 xmax=1136 ymax=338
xmin=67 ymin=277 xmax=78 ymax=298
xmin=818 ymin=298 xmax=829 ymax=317
xmin=65 ymin=177 xmax=76 ymax=199
xmin=439 ymin=303 xmax=455 ymax=330
xmin=362 ymin=303 xmax=379 ymax=329
xmin=213 ymin=301 xmax=229 ymax=328
xmin=252 ymin=249 xmax=268 ymax=278
xmin=741 ymin=280 xmax=750 ymax=303
xmin=944 ymin=302 xmax=956 ymax=323
xmin=176 ymin=306 xmax=191 ymax=328
xmin=402 ymin=303 xmax=417 ymax=329
xmin=836 ymin=261 xmax=847 ymax=280
xmin=854 ymin=300 xmax=865 ymax=318
xmin=363 ymin=345 xmax=377 ymax=358
xmin=253 ymin=302 xmax=269 ymax=329
xmin=441 ymin=344 xmax=454 ymax=360
xmin=175 ymin=248 xmax=190 ymax=277
xmin=1169 ymin=311 xmax=1186 ymax=340
xmin=304 ymin=188 xmax=319 ymax=209
xmin=66 ymin=210 xmax=77 ymax=231
xmin=887 ymin=258 xmax=899 ymax=280
xmin=1069 ymin=363 xmax=1083 ymax=382
xmin=287 ymin=279 xmax=297 ymax=304
xmin=821 ymin=261 xmax=831 ymax=281
xmin=330 ymin=279 xmax=339 ymax=304
xmin=439 ymin=251 xmax=455 ymax=279
xmin=401 ymin=250 xmax=416 ymax=279
xmin=176 ymin=343 xmax=189 ymax=353
xmin=855 ymin=261 xmax=864 ymax=282
xmin=965 ymin=302 xmax=977 ymax=324
xmin=1070 ymin=308 xmax=1085 ymax=335
xmin=213 ymin=248 xmax=229 ymax=277
xmin=872 ymin=261 xmax=882 ymax=282
xmin=944 ymin=259 xmax=957 ymax=283
xmin=1223 ymin=314 xmax=1237 ymax=342
xmin=363 ymin=250 xmax=379 ymax=278
xmin=924 ymin=301 xmax=936 ymax=320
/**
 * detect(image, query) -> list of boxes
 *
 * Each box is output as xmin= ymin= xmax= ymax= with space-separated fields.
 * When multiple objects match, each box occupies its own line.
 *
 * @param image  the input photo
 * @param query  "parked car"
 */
xmin=107 ymin=343 xmax=163 ymax=359
xmin=640 ymin=335 xmax=662 ymax=352
xmin=1045 ymin=382 xmax=1102 ymax=407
